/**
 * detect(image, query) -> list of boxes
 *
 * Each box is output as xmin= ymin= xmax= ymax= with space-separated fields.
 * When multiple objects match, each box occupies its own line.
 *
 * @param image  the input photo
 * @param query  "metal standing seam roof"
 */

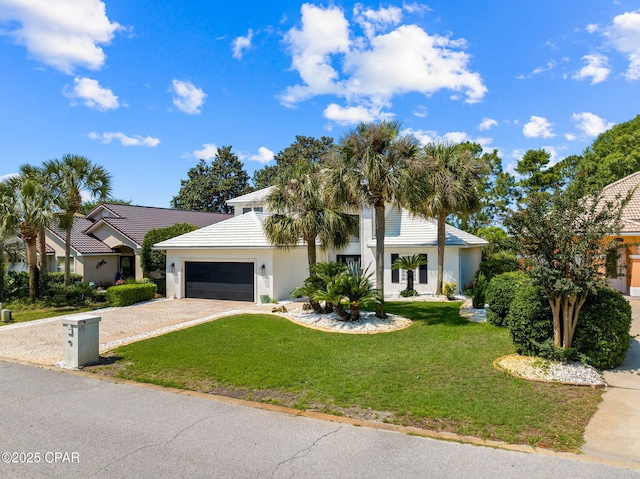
xmin=599 ymin=171 xmax=640 ymax=233
xmin=368 ymin=208 xmax=489 ymax=247
xmin=83 ymin=203 xmax=232 ymax=246
xmin=154 ymin=211 xmax=277 ymax=249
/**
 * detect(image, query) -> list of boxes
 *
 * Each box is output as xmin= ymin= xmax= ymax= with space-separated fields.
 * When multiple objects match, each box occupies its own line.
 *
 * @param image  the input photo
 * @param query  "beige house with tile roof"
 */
xmin=599 ymin=171 xmax=640 ymax=296
xmin=40 ymin=204 xmax=231 ymax=286
xmin=155 ymin=188 xmax=488 ymax=302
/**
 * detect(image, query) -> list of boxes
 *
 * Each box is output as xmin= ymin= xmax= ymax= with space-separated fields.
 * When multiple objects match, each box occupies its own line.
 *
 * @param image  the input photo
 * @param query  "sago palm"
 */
xmin=44 ymin=154 xmax=112 ymax=287
xmin=329 ymin=120 xmax=420 ymax=318
xmin=391 ymin=254 xmax=428 ymax=293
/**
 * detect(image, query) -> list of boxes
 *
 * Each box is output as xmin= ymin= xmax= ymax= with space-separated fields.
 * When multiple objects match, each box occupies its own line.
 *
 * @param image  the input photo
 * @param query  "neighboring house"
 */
xmin=155 ymin=188 xmax=488 ymax=302
xmin=3 ymin=236 xmax=29 ymax=273
xmin=40 ymin=204 xmax=231 ymax=285
xmin=599 ymin=171 xmax=640 ymax=296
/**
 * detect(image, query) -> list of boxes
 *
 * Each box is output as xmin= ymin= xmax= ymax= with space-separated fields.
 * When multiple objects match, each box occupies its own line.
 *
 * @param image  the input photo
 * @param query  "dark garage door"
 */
xmin=185 ymin=262 xmax=254 ymax=302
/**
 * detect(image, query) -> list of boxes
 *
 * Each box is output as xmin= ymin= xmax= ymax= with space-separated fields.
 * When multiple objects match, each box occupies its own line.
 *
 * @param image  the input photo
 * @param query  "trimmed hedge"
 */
xmin=106 ymin=283 xmax=157 ymax=307
xmin=477 ymin=251 xmax=520 ymax=283
xmin=47 ymin=272 xmax=84 ymax=284
xmin=505 ymin=283 xmax=553 ymax=357
xmin=573 ymin=288 xmax=632 ymax=370
xmin=486 ymin=271 xmax=528 ymax=327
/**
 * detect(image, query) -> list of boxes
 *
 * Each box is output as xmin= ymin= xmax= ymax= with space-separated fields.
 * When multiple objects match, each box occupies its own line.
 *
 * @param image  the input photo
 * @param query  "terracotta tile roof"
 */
xmin=600 ymin=171 xmax=640 ymax=232
xmin=84 ymin=204 xmax=232 ymax=246
xmin=48 ymin=216 xmax=116 ymax=255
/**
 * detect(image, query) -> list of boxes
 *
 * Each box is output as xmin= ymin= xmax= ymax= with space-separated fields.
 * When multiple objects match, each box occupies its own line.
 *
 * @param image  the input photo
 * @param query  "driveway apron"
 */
xmin=0 ymin=298 xmax=278 ymax=366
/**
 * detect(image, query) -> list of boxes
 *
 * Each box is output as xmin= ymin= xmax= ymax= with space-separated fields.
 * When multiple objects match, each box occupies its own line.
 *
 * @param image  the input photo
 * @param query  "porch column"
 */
xmin=629 ymin=255 xmax=640 ymax=297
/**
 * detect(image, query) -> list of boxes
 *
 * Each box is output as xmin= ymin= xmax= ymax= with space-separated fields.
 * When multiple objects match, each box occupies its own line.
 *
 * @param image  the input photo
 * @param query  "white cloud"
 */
xmin=404 ymin=128 xmax=492 ymax=150
xmin=232 ymin=29 xmax=253 ymax=60
xmin=402 ymin=2 xmax=432 ymax=14
xmin=323 ymin=103 xmax=393 ymax=125
xmin=403 ymin=128 xmax=437 ymax=145
xmin=605 ymin=11 xmax=640 ymax=80
xmin=572 ymin=54 xmax=611 ymax=84
xmin=88 ymin=131 xmax=160 ymax=147
xmin=0 ymin=0 xmax=122 ymax=74
xmin=353 ymin=4 xmax=402 ymax=39
xmin=412 ymin=105 xmax=427 ymax=118
xmin=478 ymin=117 xmax=498 ymax=131
xmin=523 ymin=116 xmax=555 ymax=138
xmin=280 ymin=4 xmax=486 ymax=121
xmin=63 ymin=77 xmax=119 ymax=111
xmin=249 ymin=147 xmax=274 ymax=164
xmin=0 ymin=173 xmax=19 ymax=183
xmin=586 ymin=23 xmax=599 ymax=33
xmin=190 ymin=144 xmax=218 ymax=160
xmin=171 ymin=79 xmax=206 ymax=114
xmin=571 ymin=112 xmax=614 ymax=137
xmin=541 ymin=146 xmax=559 ymax=167
xmin=565 ymin=133 xmax=577 ymax=141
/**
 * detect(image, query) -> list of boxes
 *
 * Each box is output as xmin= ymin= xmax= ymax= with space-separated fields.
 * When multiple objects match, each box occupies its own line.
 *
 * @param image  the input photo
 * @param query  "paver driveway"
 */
xmin=0 ymin=298 xmax=284 ymax=365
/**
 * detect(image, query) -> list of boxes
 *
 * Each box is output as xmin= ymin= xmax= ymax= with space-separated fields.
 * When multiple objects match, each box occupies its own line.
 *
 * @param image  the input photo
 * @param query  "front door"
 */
xmin=607 ymin=248 xmax=627 ymax=293
xmin=120 ymin=256 xmax=135 ymax=280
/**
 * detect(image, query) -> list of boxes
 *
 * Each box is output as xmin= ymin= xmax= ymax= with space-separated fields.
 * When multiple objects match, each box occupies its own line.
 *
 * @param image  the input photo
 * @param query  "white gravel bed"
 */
xmin=496 ymin=354 xmax=606 ymax=387
xmin=281 ymin=309 xmax=411 ymax=334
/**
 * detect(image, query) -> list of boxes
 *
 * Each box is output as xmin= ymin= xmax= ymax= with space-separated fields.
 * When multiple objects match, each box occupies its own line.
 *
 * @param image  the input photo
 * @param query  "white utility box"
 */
xmin=1 ymin=309 xmax=12 ymax=323
xmin=62 ymin=314 xmax=101 ymax=368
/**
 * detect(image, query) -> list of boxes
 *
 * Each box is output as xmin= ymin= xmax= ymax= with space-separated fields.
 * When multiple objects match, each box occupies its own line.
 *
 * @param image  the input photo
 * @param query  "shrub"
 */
xmin=485 ymin=271 xmax=528 ymax=327
xmin=400 ymin=289 xmax=418 ymax=297
xmin=506 ymin=283 xmax=553 ymax=357
xmin=3 ymin=271 xmax=29 ymax=301
xmin=443 ymin=282 xmax=456 ymax=299
xmin=573 ymin=287 xmax=632 ymax=369
xmin=43 ymin=283 xmax=97 ymax=306
xmin=46 ymin=272 xmax=83 ymax=284
xmin=477 ymin=251 xmax=520 ymax=283
xmin=106 ymin=283 xmax=157 ymax=307
xmin=149 ymin=277 xmax=166 ymax=296
xmin=472 ymin=273 xmax=487 ymax=308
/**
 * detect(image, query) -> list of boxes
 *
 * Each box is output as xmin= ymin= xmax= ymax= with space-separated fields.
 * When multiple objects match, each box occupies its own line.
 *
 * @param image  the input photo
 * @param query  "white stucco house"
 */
xmin=155 ymin=187 xmax=488 ymax=303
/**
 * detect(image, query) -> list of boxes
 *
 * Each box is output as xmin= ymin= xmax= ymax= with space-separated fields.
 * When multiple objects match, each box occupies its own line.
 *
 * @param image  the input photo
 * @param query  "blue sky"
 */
xmin=1 ymin=0 xmax=639 ymax=207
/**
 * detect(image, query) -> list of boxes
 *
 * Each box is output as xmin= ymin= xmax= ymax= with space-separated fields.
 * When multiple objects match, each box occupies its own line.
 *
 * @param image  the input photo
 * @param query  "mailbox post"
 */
xmin=61 ymin=314 xmax=101 ymax=368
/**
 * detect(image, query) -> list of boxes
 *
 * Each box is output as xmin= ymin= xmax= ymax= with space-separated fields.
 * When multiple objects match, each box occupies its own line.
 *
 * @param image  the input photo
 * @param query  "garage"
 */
xmin=185 ymin=262 xmax=254 ymax=302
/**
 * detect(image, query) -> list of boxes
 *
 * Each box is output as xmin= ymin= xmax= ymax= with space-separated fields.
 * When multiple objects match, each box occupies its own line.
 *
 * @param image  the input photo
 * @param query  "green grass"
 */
xmin=89 ymin=301 xmax=601 ymax=451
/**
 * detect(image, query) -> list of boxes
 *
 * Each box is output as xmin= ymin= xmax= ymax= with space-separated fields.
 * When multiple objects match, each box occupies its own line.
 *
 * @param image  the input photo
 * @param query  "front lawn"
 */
xmin=88 ymin=301 xmax=601 ymax=451
xmin=0 ymin=302 xmax=104 ymax=325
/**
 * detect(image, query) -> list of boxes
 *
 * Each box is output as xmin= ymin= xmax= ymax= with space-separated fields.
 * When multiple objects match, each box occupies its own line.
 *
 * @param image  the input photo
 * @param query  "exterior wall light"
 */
xmin=260 ymin=264 xmax=266 ymax=276
xmin=170 ymin=263 xmax=175 ymax=274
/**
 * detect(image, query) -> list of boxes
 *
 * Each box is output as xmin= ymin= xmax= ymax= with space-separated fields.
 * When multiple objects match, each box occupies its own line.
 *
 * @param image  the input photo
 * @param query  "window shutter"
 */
xmin=391 ymin=254 xmax=399 ymax=283
xmin=419 ymin=254 xmax=428 ymax=284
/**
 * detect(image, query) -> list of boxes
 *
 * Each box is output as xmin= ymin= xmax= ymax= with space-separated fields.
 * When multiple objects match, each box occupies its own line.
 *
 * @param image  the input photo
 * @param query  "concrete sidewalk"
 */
xmin=0 ymin=298 xmax=286 ymax=365
xmin=582 ymin=298 xmax=640 ymax=463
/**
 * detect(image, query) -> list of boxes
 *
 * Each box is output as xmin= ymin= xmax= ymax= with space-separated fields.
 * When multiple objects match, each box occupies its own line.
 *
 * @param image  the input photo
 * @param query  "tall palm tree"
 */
xmin=44 ymin=154 xmax=112 ymax=287
xmin=329 ymin=120 xmax=420 ymax=318
xmin=409 ymin=142 xmax=486 ymax=294
xmin=264 ymin=163 xmax=359 ymax=270
xmin=0 ymin=170 xmax=56 ymax=300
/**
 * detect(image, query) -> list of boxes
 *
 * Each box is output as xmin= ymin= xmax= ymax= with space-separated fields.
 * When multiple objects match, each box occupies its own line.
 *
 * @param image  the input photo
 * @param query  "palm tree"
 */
xmin=329 ymin=120 xmax=420 ymax=318
xmin=391 ymin=254 xmax=428 ymax=293
xmin=409 ymin=142 xmax=486 ymax=294
xmin=263 ymin=164 xmax=359 ymax=270
xmin=0 ymin=170 xmax=56 ymax=300
xmin=44 ymin=154 xmax=112 ymax=287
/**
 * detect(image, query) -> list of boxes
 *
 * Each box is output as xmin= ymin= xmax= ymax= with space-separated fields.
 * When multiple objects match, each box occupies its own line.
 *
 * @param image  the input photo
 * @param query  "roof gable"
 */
xmin=226 ymin=187 xmax=274 ymax=206
xmin=154 ymin=211 xmax=274 ymax=249
xmin=600 ymin=171 xmax=640 ymax=232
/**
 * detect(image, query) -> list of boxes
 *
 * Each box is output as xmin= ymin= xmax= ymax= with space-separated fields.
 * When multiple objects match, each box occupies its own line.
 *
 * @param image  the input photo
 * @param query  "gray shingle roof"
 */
xmin=84 ymin=203 xmax=232 ymax=246
xmin=600 ymin=171 xmax=640 ymax=232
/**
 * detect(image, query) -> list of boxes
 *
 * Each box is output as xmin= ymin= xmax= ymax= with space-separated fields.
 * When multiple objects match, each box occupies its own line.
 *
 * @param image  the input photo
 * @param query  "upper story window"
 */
xmin=241 ymin=206 xmax=264 ymax=214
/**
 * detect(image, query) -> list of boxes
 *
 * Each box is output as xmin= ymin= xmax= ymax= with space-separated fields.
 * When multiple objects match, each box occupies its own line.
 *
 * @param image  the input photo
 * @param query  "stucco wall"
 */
xmin=272 ymin=248 xmax=309 ymax=300
xmin=459 ymin=247 xmax=483 ymax=291
xmin=382 ymin=247 xmax=460 ymax=294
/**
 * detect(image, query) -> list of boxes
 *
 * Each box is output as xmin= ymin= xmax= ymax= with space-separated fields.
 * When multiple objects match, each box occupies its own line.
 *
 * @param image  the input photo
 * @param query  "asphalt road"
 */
xmin=1 ymin=361 xmax=638 ymax=479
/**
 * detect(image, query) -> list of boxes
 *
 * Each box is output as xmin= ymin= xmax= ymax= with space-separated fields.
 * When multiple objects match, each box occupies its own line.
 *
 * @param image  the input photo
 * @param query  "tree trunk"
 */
xmin=38 ymin=225 xmax=48 ymax=292
xmin=374 ymin=203 xmax=387 ymax=318
xmin=306 ymin=235 xmax=317 ymax=272
xmin=436 ymin=210 xmax=446 ymax=295
xmin=333 ymin=302 xmax=350 ymax=321
xmin=64 ymin=224 xmax=72 ymax=289
xmin=26 ymin=238 xmax=39 ymax=301
xmin=407 ymin=269 xmax=414 ymax=292
xmin=349 ymin=301 xmax=360 ymax=322
xmin=549 ymin=296 xmax=562 ymax=348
